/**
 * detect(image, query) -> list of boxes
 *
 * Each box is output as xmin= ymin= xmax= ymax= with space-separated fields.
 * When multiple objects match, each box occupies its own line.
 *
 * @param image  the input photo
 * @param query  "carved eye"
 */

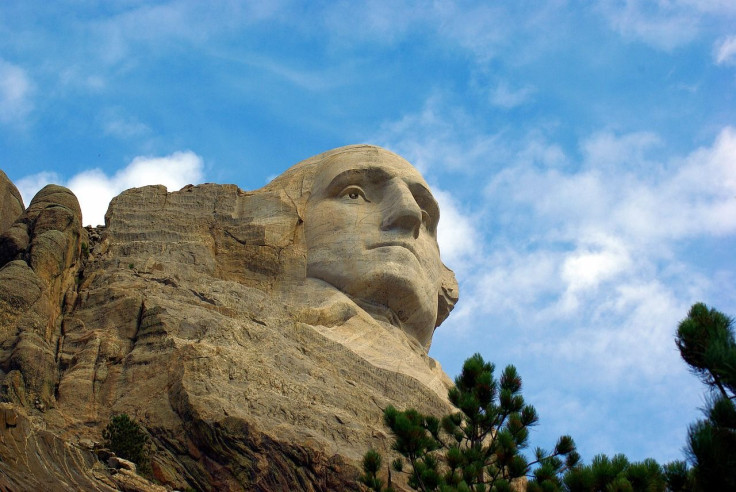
xmin=340 ymin=186 xmax=367 ymax=201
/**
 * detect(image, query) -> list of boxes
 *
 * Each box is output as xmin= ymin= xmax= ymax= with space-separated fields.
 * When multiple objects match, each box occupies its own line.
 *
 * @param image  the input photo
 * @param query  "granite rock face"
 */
xmin=0 ymin=170 xmax=24 ymax=235
xmin=0 ymin=145 xmax=459 ymax=491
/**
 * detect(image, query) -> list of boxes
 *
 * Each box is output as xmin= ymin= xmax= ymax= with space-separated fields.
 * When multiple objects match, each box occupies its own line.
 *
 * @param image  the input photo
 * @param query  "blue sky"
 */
xmin=2 ymin=0 xmax=735 ymax=466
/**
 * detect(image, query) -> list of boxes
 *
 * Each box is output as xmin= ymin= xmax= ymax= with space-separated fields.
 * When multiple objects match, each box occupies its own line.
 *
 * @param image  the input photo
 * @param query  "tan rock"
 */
xmin=0 ymin=145 xmax=460 ymax=491
xmin=0 ymin=169 xmax=24 ymax=235
xmin=0 ymin=185 xmax=86 ymax=409
xmin=108 ymin=456 xmax=137 ymax=472
xmin=0 ymin=402 xmax=144 ymax=491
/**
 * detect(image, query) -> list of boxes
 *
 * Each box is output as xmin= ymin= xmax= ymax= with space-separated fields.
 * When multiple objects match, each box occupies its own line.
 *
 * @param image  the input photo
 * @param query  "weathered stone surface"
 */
xmin=108 ymin=456 xmax=137 ymax=472
xmin=0 ymin=185 xmax=86 ymax=413
xmin=0 ymin=169 xmax=24 ymax=235
xmin=0 ymin=147 xmax=459 ymax=491
xmin=0 ymin=403 xmax=121 ymax=491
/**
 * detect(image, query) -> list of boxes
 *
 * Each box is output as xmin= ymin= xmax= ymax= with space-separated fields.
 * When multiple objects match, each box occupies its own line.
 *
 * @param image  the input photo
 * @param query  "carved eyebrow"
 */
xmin=323 ymin=167 xmax=394 ymax=196
xmin=323 ymin=166 xmax=440 ymax=227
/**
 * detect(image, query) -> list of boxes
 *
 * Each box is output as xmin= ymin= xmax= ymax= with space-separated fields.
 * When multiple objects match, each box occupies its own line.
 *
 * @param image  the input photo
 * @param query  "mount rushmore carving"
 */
xmin=0 ymin=145 xmax=458 ymax=491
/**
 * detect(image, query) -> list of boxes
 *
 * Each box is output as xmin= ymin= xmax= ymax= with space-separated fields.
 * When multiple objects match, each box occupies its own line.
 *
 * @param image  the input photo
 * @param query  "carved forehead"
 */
xmin=311 ymin=146 xmax=431 ymax=197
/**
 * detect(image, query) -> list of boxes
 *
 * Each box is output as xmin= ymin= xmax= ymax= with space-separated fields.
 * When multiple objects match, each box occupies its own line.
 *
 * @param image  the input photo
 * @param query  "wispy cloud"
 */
xmin=434 ymin=3 xmax=510 ymax=62
xmin=215 ymin=51 xmax=353 ymax=92
xmin=89 ymin=1 xmax=289 ymax=65
xmin=322 ymin=0 xmax=428 ymax=46
xmin=474 ymin=126 xmax=736 ymax=373
xmin=489 ymin=81 xmax=536 ymax=109
xmin=100 ymin=107 xmax=151 ymax=139
xmin=17 ymin=151 xmax=205 ymax=226
xmin=598 ymin=1 xmax=698 ymax=50
xmin=714 ymin=35 xmax=736 ymax=65
xmin=496 ymin=128 xmax=736 ymax=246
xmin=17 ymin=1 xmax=294 ymax=96
xmin=374 ymin=93 xmax=505 ymax=174
xmin=0 ymin=59 xmax=33 ymax=126
xmin=58 ymin=66 xmax=106 ymax=92
xmin=597 ymin=0 xmax=736 ymax=51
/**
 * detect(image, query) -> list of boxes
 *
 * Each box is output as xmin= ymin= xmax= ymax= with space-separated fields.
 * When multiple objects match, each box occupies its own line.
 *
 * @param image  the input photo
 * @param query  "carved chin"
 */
xmin=308 ymin=264 xmax=438 ymax=348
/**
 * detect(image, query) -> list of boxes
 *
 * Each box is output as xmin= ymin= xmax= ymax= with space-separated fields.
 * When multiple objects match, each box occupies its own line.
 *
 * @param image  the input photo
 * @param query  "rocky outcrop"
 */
xmin=0 ymin=148 xmax=458 ymax=491
xmin=0 ymin=185 xmax=86 ymax=412
xmin=0 ymin=403 xmax=164 ymax=491
xmin=0 ymin=170 xmax=24 ymax=234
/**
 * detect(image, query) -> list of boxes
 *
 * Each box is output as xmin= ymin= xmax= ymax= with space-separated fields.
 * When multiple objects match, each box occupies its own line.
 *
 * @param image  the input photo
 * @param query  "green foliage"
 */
xmin=676 ymin=303 xmax=736 ymax=398
xmin=675 ymin=303 xmax=736 ymax=491
xmin=363 ymin=353 xmax=578 ymax=491
xmin=662 ymin=461 xmax=691 ymax=492
xmin=102 ymin=413 xmax=151 ymax=475
xmin=562 ymin=453 xmax=669 ymax=492
xmin=360 ymin=449 xmax=390 ymax=491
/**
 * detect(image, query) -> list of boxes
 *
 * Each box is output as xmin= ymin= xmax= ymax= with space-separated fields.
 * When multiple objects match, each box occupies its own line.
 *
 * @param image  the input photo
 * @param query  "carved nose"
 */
xmin=380 ymin=180 xmax=422 ymax=238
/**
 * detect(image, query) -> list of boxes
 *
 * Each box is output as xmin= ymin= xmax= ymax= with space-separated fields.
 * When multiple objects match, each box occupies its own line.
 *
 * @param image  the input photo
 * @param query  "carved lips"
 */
xmin=367 ymin=240 xmax=421 ymax=262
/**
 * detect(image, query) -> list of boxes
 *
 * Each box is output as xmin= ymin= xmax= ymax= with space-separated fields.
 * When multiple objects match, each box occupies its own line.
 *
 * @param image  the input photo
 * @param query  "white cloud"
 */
xmin=612 ymin=126 xmax=736 ymax=241
xmin=434 ymin=187 xmax=481 ymax=277
xmin=714 ymin=35 xmax=736 ymax=65
xmin=561 ymin=235 xmax=632 ymax=293
xmin=112 ymin=152 xmax=203 ymax=191
xmin=17 ymin=151 xmax=205 ymax=227
xmin=548 ymin=279 xmax=690 ymax=381
xmin=0 ymin=59 xmax=33 ymax=125
xmin=494 ymin=128 xmax=736 ymax=248
xmin=473 ymin=248 xmax=561 ymax=318
xmin=580 ymin=131 xmax=661 ymax=172
xmin=428 ymin=123 xmax=736 ymax=394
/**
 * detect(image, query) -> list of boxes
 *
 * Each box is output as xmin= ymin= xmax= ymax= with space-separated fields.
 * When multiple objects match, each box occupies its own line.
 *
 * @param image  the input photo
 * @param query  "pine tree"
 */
xmin=675 ymin=302 xmax=736 ymax=490
xmin=102 ymin=413 xmax=151 ymax=475
xmin=561 ymin=453 xmax=671 ymax=491
xmin=365 ymin=353 xmax=579 ymax=491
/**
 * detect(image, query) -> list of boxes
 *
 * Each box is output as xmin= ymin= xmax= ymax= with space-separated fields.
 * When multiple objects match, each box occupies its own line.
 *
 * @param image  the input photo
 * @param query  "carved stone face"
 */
xmin=305 ymin=147 xmax=443 ymax=348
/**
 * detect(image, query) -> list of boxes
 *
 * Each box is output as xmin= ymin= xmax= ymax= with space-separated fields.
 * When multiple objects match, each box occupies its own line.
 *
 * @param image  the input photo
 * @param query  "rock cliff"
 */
xmin=0 ymin=146 xmax=458 ymax=491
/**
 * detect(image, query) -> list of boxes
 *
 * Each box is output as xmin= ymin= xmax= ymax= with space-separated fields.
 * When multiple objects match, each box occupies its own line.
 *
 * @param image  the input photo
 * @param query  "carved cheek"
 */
xmin=424 ymin=243 xmax=443 ymax=287
xmin=340 ymin=200 xmax=380 ymax=237
xmin=307 ymin=199 xmax=378 ymax=255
